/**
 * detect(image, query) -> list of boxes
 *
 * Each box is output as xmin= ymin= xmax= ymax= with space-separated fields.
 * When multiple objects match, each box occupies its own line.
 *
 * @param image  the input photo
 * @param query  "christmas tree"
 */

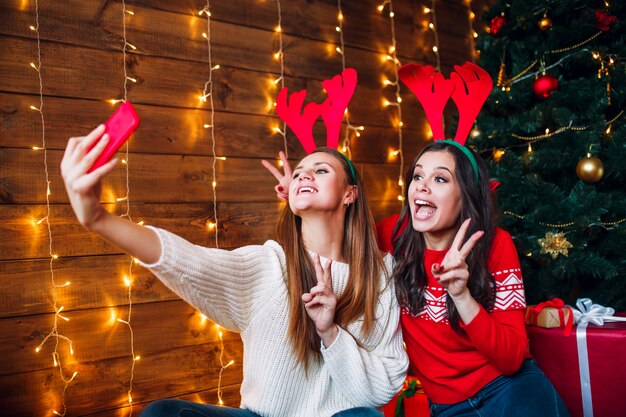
xmin=471 ymin=0 xmax=626 ymax=309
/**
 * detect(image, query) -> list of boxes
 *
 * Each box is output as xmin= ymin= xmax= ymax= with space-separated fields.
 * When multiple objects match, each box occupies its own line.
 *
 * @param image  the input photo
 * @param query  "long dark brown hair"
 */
xmin=277 ymin=147 xmax=386 ymax=369
xmin=392 ymin=141 xmax=495 ymax=330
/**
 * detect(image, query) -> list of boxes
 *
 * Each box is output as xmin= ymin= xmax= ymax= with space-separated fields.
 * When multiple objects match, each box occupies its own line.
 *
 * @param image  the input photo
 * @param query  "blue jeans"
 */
xmin=429 ymin=359 xmax=570 ymax=417
xmin=139 ymin=398 xmax=383 ymax=417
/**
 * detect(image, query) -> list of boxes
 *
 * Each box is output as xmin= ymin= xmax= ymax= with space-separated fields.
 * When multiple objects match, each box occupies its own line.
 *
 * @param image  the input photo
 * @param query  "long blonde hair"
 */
xmin=277 ymin=147 xmax=386 ymax=370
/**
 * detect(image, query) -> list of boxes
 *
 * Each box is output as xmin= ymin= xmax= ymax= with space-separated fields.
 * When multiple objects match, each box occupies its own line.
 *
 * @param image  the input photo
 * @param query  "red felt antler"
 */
xmin=275 ymin=87 xmax=321 ymax=154
xmin=450 ymin=62 xmax=493 ymax=145
xmin=320 ymin=68 xmax=358 ymax=149
xmin=399 ymin=64 xmax=454 ymax=140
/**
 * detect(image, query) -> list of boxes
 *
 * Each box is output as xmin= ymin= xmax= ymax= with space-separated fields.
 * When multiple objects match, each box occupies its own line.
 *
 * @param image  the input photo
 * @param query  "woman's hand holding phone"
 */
xmin=60 ymin=124 xmax=119 ymax=229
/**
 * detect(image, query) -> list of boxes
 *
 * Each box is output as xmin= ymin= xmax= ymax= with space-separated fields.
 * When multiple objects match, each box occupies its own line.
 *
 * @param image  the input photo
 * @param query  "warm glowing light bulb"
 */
xmin=108 ymin=99 xmax=123 ymax=105
xmin=336 ymin=26 xmax=341 ymax=32
xmin=338 ymin=12 xmax=343 ymax=21
xmin=606 ymin=125 xmax=612 ymax=134
xmin=377 ymin=5 xmax=384 ymax=12
xmin=389 ymin=11 xmax=394 ymax=17
xmin=207 ymin=221 xmax=216 ymax=230
xmin=527 ymin=143 xmax=533 ymax=153
xmin=432 ymin=46 xmax=438 ymax=53
xmin=212 ymin=65 xmax=220 ymax=70
xmin=30 ymin=62 xmax=38 ymax=70
xmin=275 ymin=25 xmax=281 ymax=32
xmin=29 ymin=25 xmax=36 ymax=31
xmin=424 ymin=6 xmax=431 ymax=13
xmin=30 ymin=105 xmax=39 ymax=111
xmin=398 ymin=179 xmax=404 ymax=187
xmin=336 ymin=47 xmax=343 ymax=54
xmin=123 ymin=276 xmax=132 ymax=287
xmin=383 ymin=99 xmax=390 ymax=107
xmin=429 ymin=22 xmax=435 ymax=29
xmin=389 ymin=46 xmax=395 ymax=54
xmin=274 ymin=52 xmax=281 ymax=59
xmin=135 ymin=355 xmax=141 ymax=360
xmin=397 ymin=195 xmax=404 ymax=201
xmin=396 ymin=96 xmax=402 ymax=103
xmin=125 ymin=9 xmax=134 ymax=15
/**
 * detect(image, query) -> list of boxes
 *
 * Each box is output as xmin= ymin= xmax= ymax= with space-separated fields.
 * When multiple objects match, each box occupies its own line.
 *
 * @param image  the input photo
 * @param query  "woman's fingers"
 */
xmin=261 ymin=158 xmax=284 ymax=182
xmin=279 ymin=151 xmax=293 ymax=178
xmin=76 ymin=133 xmax=110 ymax=174
xmin=452 ymin=218 xmax=472 ymax=251
xmin=313 ymin=254 xmax=325 ymax=285
xmin=458 ymin=230 xmax=484 ymax=260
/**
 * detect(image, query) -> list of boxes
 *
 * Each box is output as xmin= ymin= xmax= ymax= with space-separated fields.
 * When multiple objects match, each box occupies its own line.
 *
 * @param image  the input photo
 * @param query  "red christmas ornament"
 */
xmin=595 ymin=9 xmax=617 ymax=31
xmin=533 ymin=74 xmax=559 ymax=99
xmin=490 ymin=15 xmax=507 ymax=36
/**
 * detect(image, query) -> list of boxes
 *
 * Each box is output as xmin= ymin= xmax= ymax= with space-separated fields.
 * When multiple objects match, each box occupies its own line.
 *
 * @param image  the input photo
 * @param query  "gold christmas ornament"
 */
xmin=576 ymin=153 xmax=604 ymax=183
xmin=538 ymin=15 xmax=553 ymax=31
xmin=497 ymin=61 xmax=510 ymax=90
xmin=538 ymin=232 xmax=573 ymax=259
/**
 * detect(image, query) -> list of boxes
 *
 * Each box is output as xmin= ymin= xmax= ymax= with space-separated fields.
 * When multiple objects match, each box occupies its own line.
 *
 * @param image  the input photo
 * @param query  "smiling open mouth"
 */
xmin=414 ymin=199 xmax=437 ymax=218
xmin=298 ymin=186 xmax=318 ymax=194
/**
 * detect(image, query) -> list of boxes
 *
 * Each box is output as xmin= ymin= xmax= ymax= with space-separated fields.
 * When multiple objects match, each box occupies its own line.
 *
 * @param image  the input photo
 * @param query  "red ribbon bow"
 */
xmin=531 ymin=297 xmax=573 ymax=336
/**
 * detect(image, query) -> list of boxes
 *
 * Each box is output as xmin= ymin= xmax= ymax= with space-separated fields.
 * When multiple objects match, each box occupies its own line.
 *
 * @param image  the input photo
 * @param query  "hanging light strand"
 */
xmin=428 ymin=0 xmax=442 ymax=71
xmin=29 ymin=2 xmax=78 ymax=416
xmin=200 ymin=2 xmax=220 ymax=248
xmin=335 ymin=0 xmax=364 ymax=158
xmin=466 ymin=1 xmax=477 ymax=62
xmin=378 ymin=0 xmax=405 ymax=201
xmin=215 ymin=324 xmax=235 ymax=406
xmin=118 ymin=1 xmax=138 ymax=414
xmin=274 ymin=0 xmax=288 ymax=157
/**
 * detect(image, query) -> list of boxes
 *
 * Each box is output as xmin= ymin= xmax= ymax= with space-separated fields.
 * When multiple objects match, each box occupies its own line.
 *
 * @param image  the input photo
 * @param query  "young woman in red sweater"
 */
xmin=378 ymin=139 xmax=569 ymax=416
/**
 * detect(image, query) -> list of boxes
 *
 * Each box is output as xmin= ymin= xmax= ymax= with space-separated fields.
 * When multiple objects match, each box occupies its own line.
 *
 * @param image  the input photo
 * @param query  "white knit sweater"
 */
xmin=140 ymin=227 xmax=408 ymax=417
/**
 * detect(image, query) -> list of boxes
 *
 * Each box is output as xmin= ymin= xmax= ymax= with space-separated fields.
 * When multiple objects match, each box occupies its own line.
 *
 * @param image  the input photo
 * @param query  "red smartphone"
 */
xmin=88 ymin=101 xmax=140 ymax=173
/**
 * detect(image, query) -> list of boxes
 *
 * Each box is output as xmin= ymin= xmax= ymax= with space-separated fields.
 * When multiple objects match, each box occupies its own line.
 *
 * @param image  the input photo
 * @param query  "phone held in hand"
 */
xmin=88 ymin=101 xmax=140 ymax=173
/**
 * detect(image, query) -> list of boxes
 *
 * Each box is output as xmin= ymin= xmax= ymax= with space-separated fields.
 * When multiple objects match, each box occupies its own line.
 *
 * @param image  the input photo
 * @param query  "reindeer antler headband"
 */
xmin=275 ymin=68 xmax=358 ymax=183
xmin=399 ymin=62 xmax=493 ymax=181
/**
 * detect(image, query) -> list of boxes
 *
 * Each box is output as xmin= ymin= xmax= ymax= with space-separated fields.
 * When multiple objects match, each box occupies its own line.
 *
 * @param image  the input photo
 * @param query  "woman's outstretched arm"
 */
xmin=60 ymin=124 xmax=161 ymax=264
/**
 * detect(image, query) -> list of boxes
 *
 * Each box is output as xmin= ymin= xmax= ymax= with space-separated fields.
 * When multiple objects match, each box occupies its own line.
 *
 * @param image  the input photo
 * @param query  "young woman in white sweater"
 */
xmin=60 ymin=124 xmax=408 ymax=417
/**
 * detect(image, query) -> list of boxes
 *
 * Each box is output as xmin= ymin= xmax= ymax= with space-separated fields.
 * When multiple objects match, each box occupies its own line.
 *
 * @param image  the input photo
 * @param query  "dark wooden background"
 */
xmin=0 ymin=0 xmax=489 ymax=415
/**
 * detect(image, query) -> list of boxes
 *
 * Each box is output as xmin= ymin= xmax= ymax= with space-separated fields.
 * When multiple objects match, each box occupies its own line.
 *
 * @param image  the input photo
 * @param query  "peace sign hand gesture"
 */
xmin=261 ymin=151 xmax=292 ymax=201
xmin=432 ymin=218 xmax=484 ymax=299
xmin=302 ymin=254 xmax=339 ymax=347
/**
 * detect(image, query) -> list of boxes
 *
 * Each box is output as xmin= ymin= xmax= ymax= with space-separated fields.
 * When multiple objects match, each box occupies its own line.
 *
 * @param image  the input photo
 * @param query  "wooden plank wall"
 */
xmin=0 ymin=0 xmax=490 ymax=415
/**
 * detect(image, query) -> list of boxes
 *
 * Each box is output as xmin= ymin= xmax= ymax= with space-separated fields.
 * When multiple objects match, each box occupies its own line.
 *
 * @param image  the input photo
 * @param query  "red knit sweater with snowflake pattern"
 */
xmin=376 ymin=215 xmax=530 ymax=404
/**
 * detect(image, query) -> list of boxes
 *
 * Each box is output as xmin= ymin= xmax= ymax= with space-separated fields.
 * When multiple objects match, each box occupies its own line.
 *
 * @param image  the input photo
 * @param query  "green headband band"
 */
xmin=438 ymin=140 xmax=479 ymax=182
xmin=338 ymin=153 xmax=357 ymax=184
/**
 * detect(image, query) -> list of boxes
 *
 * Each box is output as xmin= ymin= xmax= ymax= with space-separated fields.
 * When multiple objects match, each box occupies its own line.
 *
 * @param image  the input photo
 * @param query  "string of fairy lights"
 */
xmin=272 ymin=0 xmax=288 ymax=157
xmin=335 ymin=0 xmax=365 ymax=158
xmin=425 ymin=0 xmax=442 ymax=72
xmin=113 ymin=1 xmax=139 ymax=413
xmin=197 ymin=1 xmax=235 ymax=405
xmin=30 ymin=2 xmax=78 ymax=415
xmin=466 ymin=1 xmax=478 ymax=63
xmin=377 ymin=0 xmax=405 ymax=202
xmin=198 ymin=2 xmax=221 ymax=249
